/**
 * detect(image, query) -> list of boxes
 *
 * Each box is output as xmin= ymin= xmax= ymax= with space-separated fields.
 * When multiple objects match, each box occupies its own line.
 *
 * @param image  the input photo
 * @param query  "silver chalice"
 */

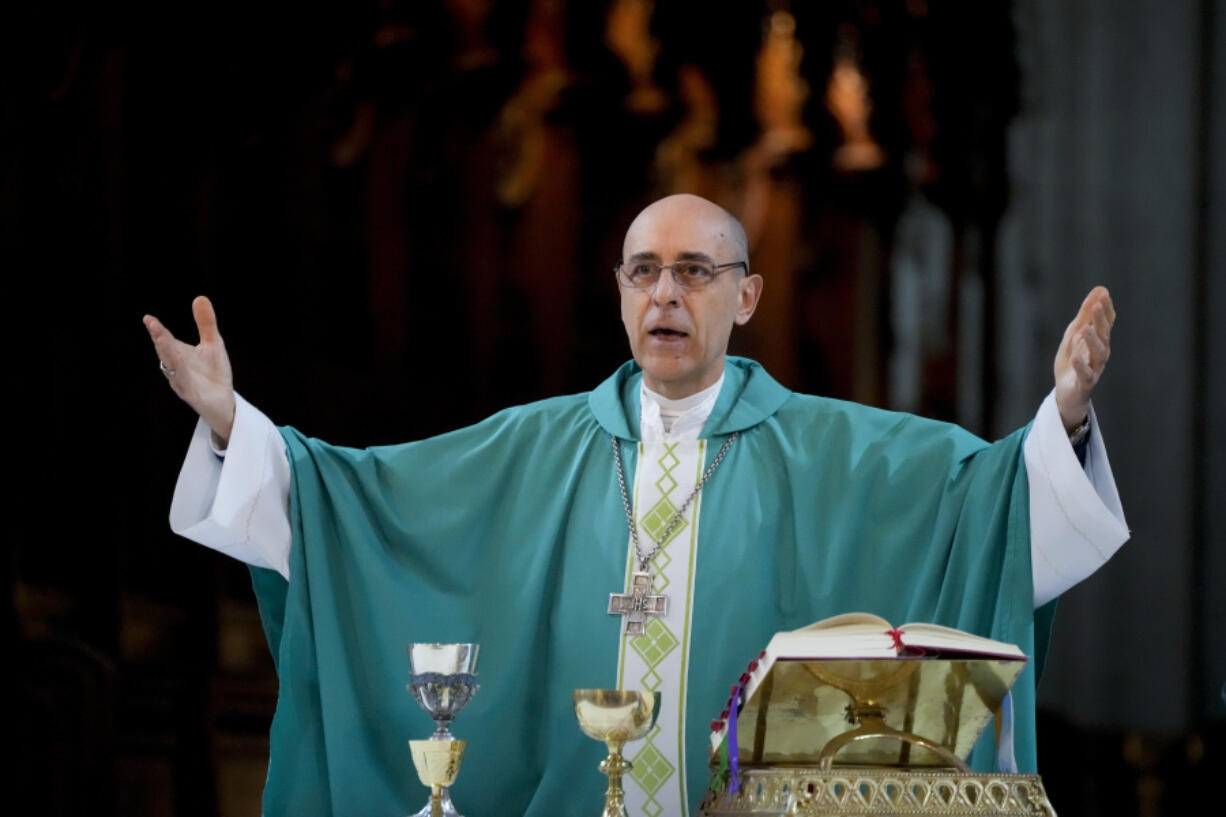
xmin=407 ymin=643 xmax=480 ymax=817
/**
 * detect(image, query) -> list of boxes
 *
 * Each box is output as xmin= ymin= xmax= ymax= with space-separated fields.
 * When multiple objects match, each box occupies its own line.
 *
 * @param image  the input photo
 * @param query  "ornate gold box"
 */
xmin=696 ymin=616 xmax=1056 ymax=816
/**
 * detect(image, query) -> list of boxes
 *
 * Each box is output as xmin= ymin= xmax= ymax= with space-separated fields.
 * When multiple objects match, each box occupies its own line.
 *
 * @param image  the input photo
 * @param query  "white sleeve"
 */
xmin=169 ymin=392 xmax=292 ymax=579
xmin=1025 ymin=390 xmax=1129 ymax=607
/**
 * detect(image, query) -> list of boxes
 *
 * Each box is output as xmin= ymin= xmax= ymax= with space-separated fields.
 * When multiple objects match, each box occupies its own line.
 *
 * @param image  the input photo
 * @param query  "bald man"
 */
xmin=146 ymin=194 xmax=1126 ymax=817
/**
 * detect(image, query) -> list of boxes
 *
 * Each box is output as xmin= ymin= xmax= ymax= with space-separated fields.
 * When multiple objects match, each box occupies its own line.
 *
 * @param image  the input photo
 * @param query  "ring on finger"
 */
xmin=159 ymin=360 xmax=176 ymax=377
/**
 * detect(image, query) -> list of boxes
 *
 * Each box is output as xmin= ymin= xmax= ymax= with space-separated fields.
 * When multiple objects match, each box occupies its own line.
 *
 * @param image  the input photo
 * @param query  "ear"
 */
xmin=733 ymin=274 xmax=764 ymax=325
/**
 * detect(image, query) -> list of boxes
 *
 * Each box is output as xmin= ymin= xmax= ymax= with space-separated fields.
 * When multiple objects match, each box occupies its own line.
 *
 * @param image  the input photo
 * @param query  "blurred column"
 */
xmin=1000 ymin=0 xmax=1214 ymax=732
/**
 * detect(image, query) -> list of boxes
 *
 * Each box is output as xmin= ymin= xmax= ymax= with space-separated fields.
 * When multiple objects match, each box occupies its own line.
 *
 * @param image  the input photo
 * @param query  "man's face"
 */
xmin=619 ymin=195 xmax=762 ymax=398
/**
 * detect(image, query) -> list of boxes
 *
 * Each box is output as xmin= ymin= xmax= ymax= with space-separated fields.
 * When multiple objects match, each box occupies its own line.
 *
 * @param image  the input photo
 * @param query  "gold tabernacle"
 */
xmin=696 ymin=614 xmax=1056 ymax=816
xmin=733 ymin=657 xmax=1022 ymax=768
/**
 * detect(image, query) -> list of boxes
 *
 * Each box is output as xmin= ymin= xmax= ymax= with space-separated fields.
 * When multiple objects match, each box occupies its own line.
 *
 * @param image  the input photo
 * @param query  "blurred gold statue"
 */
xmin=827 ymin=28 xmax=885 ymax=172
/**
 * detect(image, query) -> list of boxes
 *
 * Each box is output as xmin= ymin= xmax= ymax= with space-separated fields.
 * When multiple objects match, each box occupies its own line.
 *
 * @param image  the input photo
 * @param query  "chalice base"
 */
xmin=411 ymin=786 xmax=462 ymax=817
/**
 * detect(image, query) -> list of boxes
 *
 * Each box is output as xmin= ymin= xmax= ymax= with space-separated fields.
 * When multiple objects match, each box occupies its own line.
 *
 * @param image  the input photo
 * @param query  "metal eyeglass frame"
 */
xmin=613 ymin=259 xmax=748 ymax=291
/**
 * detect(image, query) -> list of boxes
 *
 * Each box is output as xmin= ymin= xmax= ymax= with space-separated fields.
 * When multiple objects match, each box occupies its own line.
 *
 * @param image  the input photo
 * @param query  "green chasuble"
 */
xmin=250 ymin=357 xmax=1050 ymax=817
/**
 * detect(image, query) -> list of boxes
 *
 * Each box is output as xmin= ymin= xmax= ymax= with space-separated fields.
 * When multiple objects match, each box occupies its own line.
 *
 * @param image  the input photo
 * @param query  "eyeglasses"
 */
xmin=614 ymin=259 xmax=748 ymax=291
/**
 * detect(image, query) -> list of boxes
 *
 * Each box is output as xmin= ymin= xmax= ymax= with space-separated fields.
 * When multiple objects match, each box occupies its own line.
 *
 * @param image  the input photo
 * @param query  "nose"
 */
xmin=650 ymin=266 xmax=683 ymax=305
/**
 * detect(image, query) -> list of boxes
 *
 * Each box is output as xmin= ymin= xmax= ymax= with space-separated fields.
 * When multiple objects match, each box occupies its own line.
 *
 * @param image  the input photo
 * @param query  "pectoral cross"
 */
xmin=608 ymin=571 xmax=668 ymax=635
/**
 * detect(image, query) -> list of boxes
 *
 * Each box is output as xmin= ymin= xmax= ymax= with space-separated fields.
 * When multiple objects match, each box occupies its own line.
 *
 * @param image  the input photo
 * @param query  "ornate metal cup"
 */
xmin=407 ymin=643 xmax=479 ymax=817
xmin=573 ymin=689 xmax=661 ymax=817
xmin=407 ymin=643 xmax=479 ymax=740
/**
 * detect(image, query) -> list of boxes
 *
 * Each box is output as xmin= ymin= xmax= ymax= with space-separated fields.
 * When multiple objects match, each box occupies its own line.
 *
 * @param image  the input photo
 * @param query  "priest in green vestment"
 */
xmin=145 ymin=194 xmax=1126 ymax=817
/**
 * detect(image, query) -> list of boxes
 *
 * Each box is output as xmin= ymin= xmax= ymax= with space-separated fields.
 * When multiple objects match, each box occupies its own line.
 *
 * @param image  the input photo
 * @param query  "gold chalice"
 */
xmin=572 ymin=689 xmax=661 ymax=817
xmin=409 ymin=739 xmax=466 ymax=817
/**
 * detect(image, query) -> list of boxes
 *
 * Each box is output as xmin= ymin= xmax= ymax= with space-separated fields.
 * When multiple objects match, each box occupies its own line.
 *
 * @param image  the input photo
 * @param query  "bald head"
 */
xmin=622 ymin=194 xmax=749 ymax=273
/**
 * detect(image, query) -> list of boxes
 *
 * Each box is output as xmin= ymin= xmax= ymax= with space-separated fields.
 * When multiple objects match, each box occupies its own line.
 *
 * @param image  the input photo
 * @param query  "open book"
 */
xmin=763 ymin=612 xmax=1025 ymax=661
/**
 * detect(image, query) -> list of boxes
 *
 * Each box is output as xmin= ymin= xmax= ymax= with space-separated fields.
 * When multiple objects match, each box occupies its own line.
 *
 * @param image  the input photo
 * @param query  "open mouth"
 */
xmin=649 ymin=328 xmax=688 ymax=338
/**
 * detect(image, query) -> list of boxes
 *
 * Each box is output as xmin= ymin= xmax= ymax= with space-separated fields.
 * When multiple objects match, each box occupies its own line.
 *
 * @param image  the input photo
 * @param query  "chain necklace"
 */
xmin=607 ymin=432 xmax=738 ymax=634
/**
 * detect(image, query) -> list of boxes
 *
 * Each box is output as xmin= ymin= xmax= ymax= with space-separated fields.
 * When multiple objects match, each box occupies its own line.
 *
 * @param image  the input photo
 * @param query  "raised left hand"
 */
xmin=1053 ymin=286 xmax=1116 ymax=431
xmin=143 ymin=295 xmax=236 ymax=445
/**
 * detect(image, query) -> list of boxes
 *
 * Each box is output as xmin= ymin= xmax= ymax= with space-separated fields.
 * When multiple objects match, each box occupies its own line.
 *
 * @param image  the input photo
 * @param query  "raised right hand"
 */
xmin=144 ymin=296 xmax=236 ymax=446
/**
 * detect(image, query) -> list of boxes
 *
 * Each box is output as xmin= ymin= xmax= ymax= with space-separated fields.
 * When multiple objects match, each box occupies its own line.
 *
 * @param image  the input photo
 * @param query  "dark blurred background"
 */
xmin=4 ymin=0 xmax=1223 ymax=814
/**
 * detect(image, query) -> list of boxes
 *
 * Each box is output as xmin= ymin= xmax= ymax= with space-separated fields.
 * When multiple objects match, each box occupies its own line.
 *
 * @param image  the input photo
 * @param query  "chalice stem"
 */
xmin=411 ymin=786 xmax=460 ymax=817
xmin=599 ymin=739 xmax=632 ymax=817
xmin=430 ymin=716 xmax=455 ymax=739
xmin=430 ymin=786 xmax=443 ymax=817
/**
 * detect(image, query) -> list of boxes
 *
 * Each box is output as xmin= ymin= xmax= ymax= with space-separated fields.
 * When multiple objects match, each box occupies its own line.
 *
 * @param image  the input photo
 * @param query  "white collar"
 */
xmin=639 ymin=375 xmax=724 ymax=442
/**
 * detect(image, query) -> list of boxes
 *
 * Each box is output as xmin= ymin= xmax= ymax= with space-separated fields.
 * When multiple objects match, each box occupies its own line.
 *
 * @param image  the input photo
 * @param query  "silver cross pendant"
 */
xmin=608 ymin=571 xmax=669 ymax=635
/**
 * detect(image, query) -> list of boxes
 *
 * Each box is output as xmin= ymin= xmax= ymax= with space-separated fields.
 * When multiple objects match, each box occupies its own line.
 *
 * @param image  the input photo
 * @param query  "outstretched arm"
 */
xmin=147 ymin=297 xmax=292 ymax=576
xmin=1053 ymin=286 xmax=1115 ymax=431
xmin=144 ymin=296 xmax=236 ymax=446
xmin=1027 ymin=285 xmax=1128 ymax=607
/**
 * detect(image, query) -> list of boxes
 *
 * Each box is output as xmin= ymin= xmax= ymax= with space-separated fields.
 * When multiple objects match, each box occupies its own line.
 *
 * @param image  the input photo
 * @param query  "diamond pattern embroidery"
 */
xmin=656 ymin=445 xmax=680 ymax=480
xmin=649 ymin=548 xmax=673 ymax=593
xmin=630 ymin=741 xmax=676 ymax=797
xmin=654 ymin=468 xmax=678 ymax=497
xmin=640 ymin=443 xmax=689 ymax=550
xmin=632 ymin=618 xmax=680 ymax=671
xmin=640 ymin=496 xmax=688 ymax=548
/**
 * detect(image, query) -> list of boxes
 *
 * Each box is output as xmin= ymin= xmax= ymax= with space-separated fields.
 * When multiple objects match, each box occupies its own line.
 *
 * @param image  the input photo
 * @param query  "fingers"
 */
xmin=192 ymin=295 xmax=221 ymax=344
xmin=143 ymin=313 xmax=173 ymax=344
xmin=145 ymin=299 xmax=235 ymax=435
xmin=1083 ymin=323 xmax=1109 ymax=366
xmin=144 ymin=310 xmax=195 ymax=394
xmin=1070 ymin=336 xmax=1098 ymax=384
xmin=1073 ymin=286 xmax=1112 ymax=326
xmin=1098 ymin=288 xmax=1116 ymax=325
xmin=143 ymin=314 xmax=181 ymax=365
xmin=1064 ymin=287 xmax=1114 ymax=363
xmin=1093 ymin=304 xmax=1113 ymax=345
xmin=1067 ymin=311 xmax=1109 ymax=371
xmin=1054 ymin=287 xmax=1115 ymax=428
